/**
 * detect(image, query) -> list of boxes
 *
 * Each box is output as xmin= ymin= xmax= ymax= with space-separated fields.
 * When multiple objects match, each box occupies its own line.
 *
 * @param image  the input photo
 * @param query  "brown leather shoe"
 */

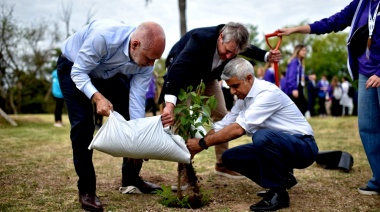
xmin=79 ymin=193 xmax=104 ymax=212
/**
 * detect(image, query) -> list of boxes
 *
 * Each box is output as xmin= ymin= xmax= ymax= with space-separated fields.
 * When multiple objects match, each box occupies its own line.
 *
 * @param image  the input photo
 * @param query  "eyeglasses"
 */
xmin=221 ymin=41 xmax=239 ymax=56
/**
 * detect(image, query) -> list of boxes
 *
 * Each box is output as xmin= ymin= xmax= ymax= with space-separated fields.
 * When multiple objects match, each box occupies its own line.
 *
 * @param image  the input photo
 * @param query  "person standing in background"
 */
xmin=329 ymin=76 xmax=343 ymax=117
xmin=317 ymin=75 xmax=329 ymax=117
xmin=306 ymin=73 xmax=318 ymax=117
xmin=283 ymin=44 xmax=307 ymax=115
xmin=280 ymin=71 xmax=286 ymax=91
xmin=278 ymin=0 xmax=380 ymax=195
xmin=145 ymin=73 xmax=158 ymax=116
xmin=340 ymin=76 xmax=354 ymax=116
xmin=51 ymin=69 xmax=64 ymax=127
xmin=263 ymin=62 xmax=276 ymax=84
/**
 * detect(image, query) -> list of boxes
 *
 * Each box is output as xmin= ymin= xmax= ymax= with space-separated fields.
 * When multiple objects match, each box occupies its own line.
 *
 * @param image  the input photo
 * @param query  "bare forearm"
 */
xmin=278 ymin=25 xmax=311 ymax=36
xmin=204 ymin=123 xmax=245 ymax=147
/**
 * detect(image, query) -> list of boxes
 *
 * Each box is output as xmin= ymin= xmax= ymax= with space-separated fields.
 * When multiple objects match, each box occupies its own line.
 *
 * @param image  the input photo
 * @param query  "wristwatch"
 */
xmin=198 ymin=138 xmax=208 ymax=150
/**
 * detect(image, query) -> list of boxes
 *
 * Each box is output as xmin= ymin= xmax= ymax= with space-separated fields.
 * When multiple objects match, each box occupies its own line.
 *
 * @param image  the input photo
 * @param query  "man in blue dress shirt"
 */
xmin=57 ymin=19 xmax=165 ymax=211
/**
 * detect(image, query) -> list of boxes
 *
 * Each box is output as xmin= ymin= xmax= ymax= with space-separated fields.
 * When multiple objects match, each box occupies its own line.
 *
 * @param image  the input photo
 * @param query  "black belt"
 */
xmin=60 ymin=54 xmax=68 ymax=59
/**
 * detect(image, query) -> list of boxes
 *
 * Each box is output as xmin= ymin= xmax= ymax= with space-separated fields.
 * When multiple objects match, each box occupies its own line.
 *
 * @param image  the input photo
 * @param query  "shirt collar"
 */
xmin=122 ymin=29 xmax=135 ymax=61
xmin=245 ymin=77 xmax=259 ymax=99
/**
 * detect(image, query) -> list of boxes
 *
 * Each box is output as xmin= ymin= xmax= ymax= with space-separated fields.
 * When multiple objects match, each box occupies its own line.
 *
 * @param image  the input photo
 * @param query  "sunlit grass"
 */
xmin=0 ymin=114 xmax=379 ymax=211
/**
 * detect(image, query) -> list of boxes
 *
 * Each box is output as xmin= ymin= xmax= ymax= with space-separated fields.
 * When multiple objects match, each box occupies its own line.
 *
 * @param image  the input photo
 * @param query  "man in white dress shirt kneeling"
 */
xmin=185 ymin=57 xmax=319 ymax=211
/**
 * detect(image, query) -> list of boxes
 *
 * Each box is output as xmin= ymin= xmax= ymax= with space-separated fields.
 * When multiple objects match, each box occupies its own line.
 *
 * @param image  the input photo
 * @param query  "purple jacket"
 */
xmin=309 ymin=0 xmax=380 ymax=80
xmin=146 ymin=77 xmax=156 ymax=99
xmin=284 ymin=58 xmax=302 ymax=95
xmin=263 ymin=68 xmax=276 ymax=84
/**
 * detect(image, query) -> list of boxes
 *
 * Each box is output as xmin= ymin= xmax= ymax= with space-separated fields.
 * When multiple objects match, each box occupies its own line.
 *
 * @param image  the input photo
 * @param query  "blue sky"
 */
xmin=12 ymin=0 xmax=350 ymax=56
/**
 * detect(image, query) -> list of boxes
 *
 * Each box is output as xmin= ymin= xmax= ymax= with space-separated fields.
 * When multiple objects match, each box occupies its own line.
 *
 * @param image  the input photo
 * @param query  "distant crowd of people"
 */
xmin=250 ymin=61 xmax=358 ymax=119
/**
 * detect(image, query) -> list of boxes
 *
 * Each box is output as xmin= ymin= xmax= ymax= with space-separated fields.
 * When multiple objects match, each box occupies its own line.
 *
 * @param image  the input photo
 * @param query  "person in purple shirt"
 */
xmin=263 ymin=62 xmax=276 ymax=84
xmin=145 ymin=74 xmax=158 ymax=116
xmin=278 ymin=0 xmax=380 ymax=195
xmin=279 ymin=71 xmax=287 ymax=91
xmin=283 ymin=44 xmax=307 ymax=115
xmin=317 ymin=75 xmax=329 ymax=117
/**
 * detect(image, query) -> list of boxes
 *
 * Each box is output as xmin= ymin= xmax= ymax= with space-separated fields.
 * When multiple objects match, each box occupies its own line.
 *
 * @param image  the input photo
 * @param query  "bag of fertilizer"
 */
xmin=88 ymin=111 xmax=190 ymax=164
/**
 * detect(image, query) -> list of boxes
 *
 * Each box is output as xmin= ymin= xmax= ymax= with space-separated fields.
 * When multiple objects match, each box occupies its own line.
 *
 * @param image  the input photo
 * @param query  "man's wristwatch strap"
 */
xmin=198 ymin=137 xmax=208 ymax=150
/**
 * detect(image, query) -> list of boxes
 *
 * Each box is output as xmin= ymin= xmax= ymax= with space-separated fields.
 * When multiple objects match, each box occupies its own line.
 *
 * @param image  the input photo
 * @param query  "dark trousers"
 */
xmin=289 ymin=85 xmax=307 ymax=115
xmin=221 ymin=129 xmax=318 ymax=189
xmin=57 ymin=56 xmax=141 ymax=194
xmin=54 ymin=97 xmax=64 ymax=121
xmin=318 ymin=97 xmax=327 ymax=115
xmin=331 ymin=98 xmax=342 ymax=117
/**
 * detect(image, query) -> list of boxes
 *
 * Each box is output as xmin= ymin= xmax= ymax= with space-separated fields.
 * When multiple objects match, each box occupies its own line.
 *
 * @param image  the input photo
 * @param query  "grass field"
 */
xmin=0 ymin=114 xmax=379 ymax=211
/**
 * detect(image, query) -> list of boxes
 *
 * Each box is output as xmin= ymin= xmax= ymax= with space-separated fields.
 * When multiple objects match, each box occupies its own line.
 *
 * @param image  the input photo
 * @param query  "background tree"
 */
xmin=1 ymin=3 xmax=25 ymax=114
xmin=276 ymin=20 xmax=316 ymax=74
xmin=59 ymin=0 xmax=73 ymax=38
xmin=146 ymin=0 xmax=187 ymax=36
xmin=1 ymin=3 xmax=61 ymax=114
xmin=247 ymin=24 xmax=263 ymax=48
xmin=306 ymin=32 xmax=348 ymax=78
xmin=178 ymin=0 xmax=187 ymax=36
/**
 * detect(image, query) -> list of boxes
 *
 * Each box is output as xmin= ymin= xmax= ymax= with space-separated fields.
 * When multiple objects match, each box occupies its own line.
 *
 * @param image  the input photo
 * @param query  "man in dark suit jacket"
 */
xmin=160 ymin=22 xmax=281 ymax=180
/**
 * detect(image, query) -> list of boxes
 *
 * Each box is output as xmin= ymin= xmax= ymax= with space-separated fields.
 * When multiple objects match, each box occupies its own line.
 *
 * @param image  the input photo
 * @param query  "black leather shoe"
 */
xmin=79 ymin=193 xmax=104 ymax=212
xmin=122 ymin=178 xmax=162 ymax=194
xmin=256 ymin=172 xmax=297 ymax=197
xmin=285 ymin=172 xmax=297 ymax=189
xmin=250 ymin=189 xmax=289 ymax=211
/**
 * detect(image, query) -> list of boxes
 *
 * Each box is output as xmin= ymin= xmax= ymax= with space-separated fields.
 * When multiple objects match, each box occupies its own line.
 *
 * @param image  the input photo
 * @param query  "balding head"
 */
xmin=136 ymin=22 xmax=166 ymax=50
xmin=130 ymin=22 xmax=166 ymax=67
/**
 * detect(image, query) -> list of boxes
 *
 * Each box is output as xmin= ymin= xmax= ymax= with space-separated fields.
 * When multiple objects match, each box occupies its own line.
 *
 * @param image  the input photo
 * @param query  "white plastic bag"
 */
xmin=88 ymin=111 xmax=191 ymax=164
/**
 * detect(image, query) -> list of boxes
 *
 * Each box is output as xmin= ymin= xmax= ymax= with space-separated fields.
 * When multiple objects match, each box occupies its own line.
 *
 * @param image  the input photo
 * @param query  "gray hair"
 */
xmin=221 ymin=57 xmax=255 ymax=81
xmin=220 ymin=22 xmax=249 ymax=53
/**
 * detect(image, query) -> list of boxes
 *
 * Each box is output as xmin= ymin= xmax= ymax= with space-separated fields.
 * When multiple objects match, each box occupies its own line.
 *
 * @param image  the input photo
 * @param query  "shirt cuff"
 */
xmin=264 ymin=52 xmax=269 ymax=62
xmin=84 ymin=84 xmax=99 ymax=100
xmin=164 ymin=94 xmax=177 ymax=106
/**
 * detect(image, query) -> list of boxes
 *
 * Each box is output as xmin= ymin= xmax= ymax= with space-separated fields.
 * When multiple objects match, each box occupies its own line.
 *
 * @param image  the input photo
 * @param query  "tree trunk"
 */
xmin=178 ymin=0 xmax=187 ymax=36
xmin=0 ymin=107 xmax=17 ymax=126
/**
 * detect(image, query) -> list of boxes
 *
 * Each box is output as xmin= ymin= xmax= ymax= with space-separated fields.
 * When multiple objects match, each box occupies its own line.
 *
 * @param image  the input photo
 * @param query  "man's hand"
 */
xmin=161 ymin=102 xmax=175 ymax=127
xmin=92 ymin=92 xmax=113 ymax=116
xmin=366 ymin=75 xmax=380 ymax=89
xmin=186 ymin=138 xmax=203 ymax=156
xmin=267 ymin=49 xmax=281 ymax=63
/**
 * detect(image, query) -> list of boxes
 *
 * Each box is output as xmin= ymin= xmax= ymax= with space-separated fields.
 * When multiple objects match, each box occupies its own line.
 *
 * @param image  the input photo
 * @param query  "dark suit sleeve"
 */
xmin=239 ymin=44 xmax=267 ymax=62
xmin=162 ymin=34 xmax=213 ymax=99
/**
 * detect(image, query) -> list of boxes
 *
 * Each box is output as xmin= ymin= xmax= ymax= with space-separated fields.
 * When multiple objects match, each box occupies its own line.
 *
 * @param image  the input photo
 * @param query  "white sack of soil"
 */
xmin=88 ymin=111 xmax=191 ymax=164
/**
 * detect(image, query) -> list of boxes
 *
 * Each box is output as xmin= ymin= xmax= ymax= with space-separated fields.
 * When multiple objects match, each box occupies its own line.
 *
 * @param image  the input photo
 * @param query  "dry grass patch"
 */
xmin=0 ymin=114 xmax=379 ymax=211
